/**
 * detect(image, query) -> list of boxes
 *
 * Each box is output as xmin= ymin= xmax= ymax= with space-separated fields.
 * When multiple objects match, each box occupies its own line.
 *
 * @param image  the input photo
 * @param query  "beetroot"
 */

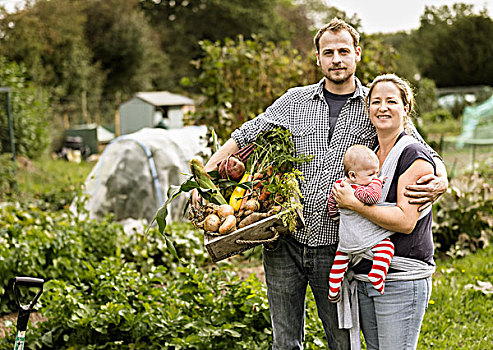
xmin=218 ymin=155 xmax=245 ymax=181
xmin=233 ymin=143 xmax=256 ymax=164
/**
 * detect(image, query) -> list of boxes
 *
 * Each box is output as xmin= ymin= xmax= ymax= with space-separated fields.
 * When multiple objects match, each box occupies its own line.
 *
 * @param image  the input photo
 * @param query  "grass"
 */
xmin=418 ymin=246 xmax=493 ymax=349
xmin=6 ymin=156 xmax=95 ymax=209
xmin=16 ymin=156 xmax=94 ymax=195
xmin=356 ymin=246 xmax=493 ymax=349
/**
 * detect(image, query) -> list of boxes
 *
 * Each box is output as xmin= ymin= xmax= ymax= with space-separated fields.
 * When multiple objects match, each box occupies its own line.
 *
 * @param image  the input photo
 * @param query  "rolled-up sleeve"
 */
xmin=231 ymin=91 xmax=291 ymax=149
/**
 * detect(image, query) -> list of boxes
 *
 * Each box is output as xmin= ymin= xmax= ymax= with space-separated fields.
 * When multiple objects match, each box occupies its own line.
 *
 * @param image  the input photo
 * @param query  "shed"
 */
xmin=118 ymin=91 xmax=194 ymax=135
xmin=65 ymin=124 xmax=115 ymax=156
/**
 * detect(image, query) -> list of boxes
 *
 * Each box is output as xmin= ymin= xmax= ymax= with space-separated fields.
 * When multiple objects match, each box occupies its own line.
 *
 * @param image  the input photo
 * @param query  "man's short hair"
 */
xmin=314 ymin=18 xmax=360 ymax=53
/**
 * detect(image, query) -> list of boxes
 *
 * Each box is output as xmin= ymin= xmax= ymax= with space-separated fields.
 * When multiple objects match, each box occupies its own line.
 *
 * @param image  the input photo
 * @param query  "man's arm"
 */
xmin=191 ymin=138 xmax=240 ymax=207
xmin=203 ymin=138 xmax=240 ymax=172
xmin=407 ymin=122 xmax=449 ymax=211
xmin=405 ymin=156 xmax=448 ymax=211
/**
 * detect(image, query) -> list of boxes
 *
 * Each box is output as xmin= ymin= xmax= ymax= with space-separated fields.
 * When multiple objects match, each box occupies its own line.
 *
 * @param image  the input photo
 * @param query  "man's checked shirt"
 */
xmin=232 ymin=77 xmax=432 ymax=246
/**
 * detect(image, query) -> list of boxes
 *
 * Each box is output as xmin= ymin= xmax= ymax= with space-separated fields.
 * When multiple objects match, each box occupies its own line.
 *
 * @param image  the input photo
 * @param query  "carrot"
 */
xmin=258 ymin=188 xmax=271 ymax=202
xmin=238 ymin=212 xmax=270 ymax=228
xmin=253 ymin=172 xmax=264 ymax=180
xmin=238 ymin=190 xmax=251 ymax=212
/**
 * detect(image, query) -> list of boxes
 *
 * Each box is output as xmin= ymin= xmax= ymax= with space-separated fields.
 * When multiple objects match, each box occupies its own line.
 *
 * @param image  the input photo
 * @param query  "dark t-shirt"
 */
xmin=352 ymin=133 xmax=437 ymax=274
xmin=323 ymin=89 xmax=353 ymax=140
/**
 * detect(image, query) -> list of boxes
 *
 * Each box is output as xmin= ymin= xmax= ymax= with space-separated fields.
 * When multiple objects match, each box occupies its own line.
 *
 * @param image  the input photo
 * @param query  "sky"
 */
xmin=327 ymin=0 xmax=493 ymax=33
xmin=1 ymin=0 xmax=492 ymax=34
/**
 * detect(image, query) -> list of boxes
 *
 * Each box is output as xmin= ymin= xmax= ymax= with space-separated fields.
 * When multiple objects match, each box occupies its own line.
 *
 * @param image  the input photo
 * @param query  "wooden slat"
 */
xmin=204 ymin=209 xmax=304 ymax=262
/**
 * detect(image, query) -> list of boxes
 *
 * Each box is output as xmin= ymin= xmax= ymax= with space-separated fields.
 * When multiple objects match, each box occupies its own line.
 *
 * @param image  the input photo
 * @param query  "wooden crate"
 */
xmin=204 ymin=207 xmax=305 ymax=262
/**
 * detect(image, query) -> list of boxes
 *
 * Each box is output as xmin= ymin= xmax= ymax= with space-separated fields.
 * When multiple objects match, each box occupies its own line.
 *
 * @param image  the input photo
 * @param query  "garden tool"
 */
xmin=13 ymin=277 xmax=44 ymax=350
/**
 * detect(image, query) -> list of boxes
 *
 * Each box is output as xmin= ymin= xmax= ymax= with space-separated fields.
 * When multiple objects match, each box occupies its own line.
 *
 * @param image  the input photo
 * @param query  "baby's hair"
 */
xmin=343 ymin=145 xmax=378 ymax=177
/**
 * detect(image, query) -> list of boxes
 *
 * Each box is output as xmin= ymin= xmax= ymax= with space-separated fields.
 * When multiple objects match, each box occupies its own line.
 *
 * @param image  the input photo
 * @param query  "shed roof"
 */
xmin=135 ymin=91 xmax=194 ymax=107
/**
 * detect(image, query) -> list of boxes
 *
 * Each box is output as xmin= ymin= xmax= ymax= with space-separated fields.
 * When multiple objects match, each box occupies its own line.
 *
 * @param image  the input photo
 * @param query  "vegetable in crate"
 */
xmin=147 ymin=127 xmax=313 ymax=257
xmin=235 ymin=127 xmax=314 ymax=231
xmin=218 ymin=155 xmax=245 ymax=181
xmin=189 ymin=158 xmax=227 ymax=205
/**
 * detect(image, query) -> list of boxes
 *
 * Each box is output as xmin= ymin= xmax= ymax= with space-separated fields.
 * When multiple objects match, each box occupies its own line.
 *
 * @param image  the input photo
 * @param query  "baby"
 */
xmin=327 ymin=144 xmax=394 ymax=302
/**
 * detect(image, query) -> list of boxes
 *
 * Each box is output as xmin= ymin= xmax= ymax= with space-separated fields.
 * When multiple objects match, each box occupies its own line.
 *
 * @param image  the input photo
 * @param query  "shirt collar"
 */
xmin=311 ymin=76 xmax=366 ymax=101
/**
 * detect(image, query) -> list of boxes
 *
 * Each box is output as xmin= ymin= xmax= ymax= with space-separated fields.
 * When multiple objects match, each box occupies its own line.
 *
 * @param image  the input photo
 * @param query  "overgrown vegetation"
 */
xmin=0 ymin=156 xmax=93 ymax=210
xmin=0 ymin=200 xmax=328 ymax=349
xmin=0 ymin=57 xmax=50 ymax=158
xmin=0 ymin=151 xmax=491 ymax=348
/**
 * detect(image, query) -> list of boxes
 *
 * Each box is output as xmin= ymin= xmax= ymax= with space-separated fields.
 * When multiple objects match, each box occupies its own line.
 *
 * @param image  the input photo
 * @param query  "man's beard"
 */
xmin=325 ymin=67 xmax=352 ymax=85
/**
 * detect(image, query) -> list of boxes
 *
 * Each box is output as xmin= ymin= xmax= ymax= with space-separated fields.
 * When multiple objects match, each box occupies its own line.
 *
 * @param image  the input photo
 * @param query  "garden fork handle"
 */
xmin=13 ymin=277 xmax=44 ymax=332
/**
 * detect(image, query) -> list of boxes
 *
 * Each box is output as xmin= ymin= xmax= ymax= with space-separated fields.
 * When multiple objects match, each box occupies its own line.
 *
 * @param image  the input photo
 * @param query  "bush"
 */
xmin=0 ymin=56 xmax=50 ymax=159
xmin=0 ymin=153 xmax=16 ymax=197
xmin=0 ymin=260 xmax=273 ymax=350
xmin=0 ymin=202 xmax=122 ymax=314
xmin=0 ymin=197 xmax=330 ymax=349
xmin=182 ymin=35 xmax=317 ymax=143
xmin=418 ymin=108 xmax=462 ymax=136
xmin=433 ymin=172 xmax=492 ymax=256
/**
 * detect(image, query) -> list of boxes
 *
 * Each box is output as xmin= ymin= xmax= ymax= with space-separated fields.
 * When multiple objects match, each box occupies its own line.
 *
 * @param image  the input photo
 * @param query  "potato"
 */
xmin=244 ymin=199 xmax=260 ymax=212
xmin=219 ymin=215 xmax=236 ymax=235
xmin=217 ymin=204 xmax=235 ymax=219
xmin=203 ymin=214 xmax=221 ymax=232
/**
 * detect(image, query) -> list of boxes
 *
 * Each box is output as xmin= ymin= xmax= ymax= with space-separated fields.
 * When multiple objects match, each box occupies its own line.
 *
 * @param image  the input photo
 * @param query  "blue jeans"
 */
xmin=358 ymin=277 xmax=432 ymax=350
xmin=263 ymin=236 xmax=350 ymax=350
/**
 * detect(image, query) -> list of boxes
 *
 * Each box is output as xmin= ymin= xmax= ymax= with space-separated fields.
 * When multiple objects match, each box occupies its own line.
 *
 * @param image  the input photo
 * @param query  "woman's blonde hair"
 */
xmin=365 ymin=73 xmax=415 ymax=134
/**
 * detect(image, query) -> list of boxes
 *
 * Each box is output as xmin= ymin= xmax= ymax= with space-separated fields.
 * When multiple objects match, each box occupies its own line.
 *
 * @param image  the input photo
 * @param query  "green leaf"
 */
xmin=211 ymin=128 xmax=221 ymax=153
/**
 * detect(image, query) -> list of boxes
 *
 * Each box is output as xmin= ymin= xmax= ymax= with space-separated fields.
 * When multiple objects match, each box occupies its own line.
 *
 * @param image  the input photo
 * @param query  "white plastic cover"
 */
xmin=79 ymin=126 xmax=209 ymax=224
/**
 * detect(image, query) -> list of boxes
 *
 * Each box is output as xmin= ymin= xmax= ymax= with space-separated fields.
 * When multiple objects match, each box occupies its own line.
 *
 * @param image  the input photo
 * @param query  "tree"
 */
xmin=139 ymin=0 xmax=305 ymax=89
xmin=184 ymin=35 xmax=317 ymax=141
xmin=413 ymin=3 xmax=493 ymax=87
xmin=85 ymin=0 xmax=171 ymax=98
xmin=357 ymin=35 xmax=398 ymax=86
xmin=0 ymin=0 xmax=103 ymax=122
xmin=0 ymin=0 xmax=171 ymax=125
xmin=0 ymin=57 xmax=50 ymax=159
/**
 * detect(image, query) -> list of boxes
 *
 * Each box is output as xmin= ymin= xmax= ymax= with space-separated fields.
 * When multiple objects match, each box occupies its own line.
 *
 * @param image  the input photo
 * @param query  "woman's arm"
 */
xmin=333 ymin=159 xmax=434 ymax=234
xmin=405 ymin=156 xmax=448 ymax=211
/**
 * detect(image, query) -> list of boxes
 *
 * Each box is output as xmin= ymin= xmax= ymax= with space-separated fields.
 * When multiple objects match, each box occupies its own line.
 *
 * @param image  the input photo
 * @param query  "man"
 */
xmin=196 ymin=18 xmax=448 ymax=349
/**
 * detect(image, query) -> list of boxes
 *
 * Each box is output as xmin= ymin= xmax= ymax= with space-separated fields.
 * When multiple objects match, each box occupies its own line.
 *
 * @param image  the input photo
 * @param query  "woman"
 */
xmin=332 ymin=73 xmax=438 ymax=350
